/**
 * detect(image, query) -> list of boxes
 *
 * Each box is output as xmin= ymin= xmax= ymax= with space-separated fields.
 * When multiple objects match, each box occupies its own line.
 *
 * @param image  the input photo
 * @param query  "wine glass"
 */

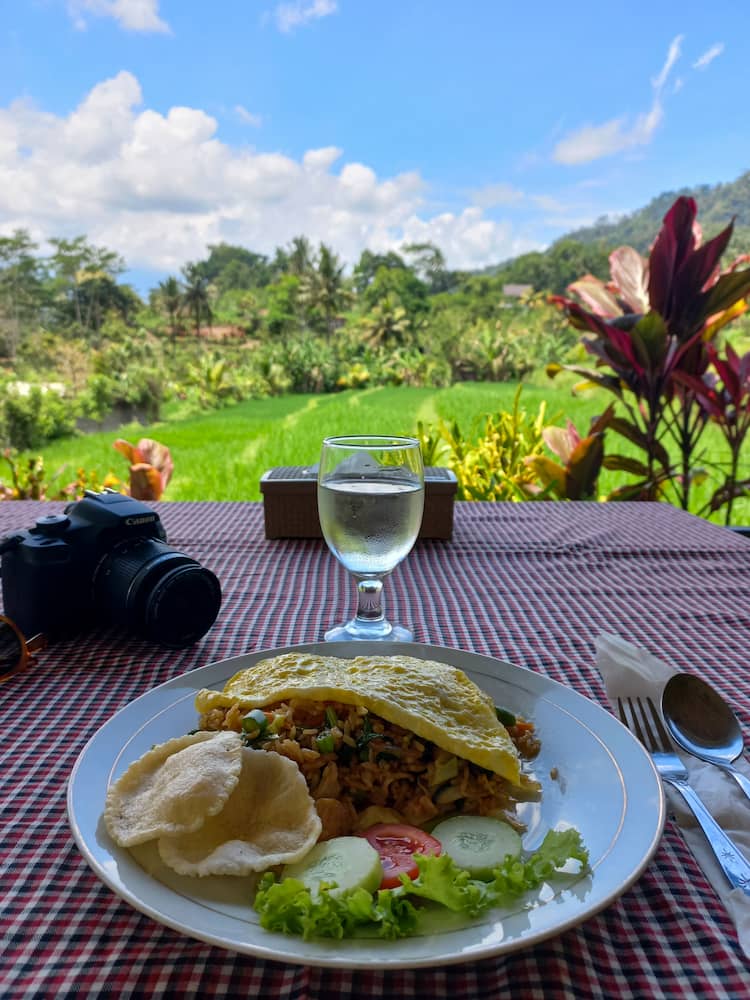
xmin=317 ymin=435 xmax=425 ymax=642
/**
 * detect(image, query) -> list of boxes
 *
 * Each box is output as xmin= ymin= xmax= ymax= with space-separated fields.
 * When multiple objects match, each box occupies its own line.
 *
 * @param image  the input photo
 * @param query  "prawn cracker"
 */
xmin=104 ymin=731 xmax=243 ymax=847
xmin=157 ymin=747 xmax=322 ymax=876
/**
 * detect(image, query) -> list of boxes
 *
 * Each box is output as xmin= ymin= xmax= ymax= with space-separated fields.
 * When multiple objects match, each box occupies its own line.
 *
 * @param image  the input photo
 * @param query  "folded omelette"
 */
xmin=194 ymin=652 xmax=521 ymax=785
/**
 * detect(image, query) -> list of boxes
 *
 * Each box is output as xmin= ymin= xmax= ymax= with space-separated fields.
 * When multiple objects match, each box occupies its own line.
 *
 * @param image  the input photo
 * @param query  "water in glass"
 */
xmin=317 ymin=435 xmax=424 ymax=642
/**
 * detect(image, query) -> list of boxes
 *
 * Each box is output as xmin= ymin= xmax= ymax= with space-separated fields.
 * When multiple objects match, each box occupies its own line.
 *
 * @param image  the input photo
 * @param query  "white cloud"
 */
xmin=470 ymin=182 xmax=525 ymax=209
xmin=68 ymin=0 xmax=170 ymax=33
xmin=274 ymin=0 xmax=337 ymax=33
xmin=552 ymin=36 xmax=681 ymax=165
xmin=397 ymin=208 xmax=539 ymax=269
xmin=693 ymin=43 xmax=724 ymax=70
xmin=552 ymin=108 xmax=663 ymax=166
xmin=235 ymin=105 xmax=263 ymax=127
xmin=303 ymin=146 xmax=342 ymax=171
xmin=0 ymin=72 xmax=547 ymax=275
xmin=652 ymin=35 xmax=683 ymax=91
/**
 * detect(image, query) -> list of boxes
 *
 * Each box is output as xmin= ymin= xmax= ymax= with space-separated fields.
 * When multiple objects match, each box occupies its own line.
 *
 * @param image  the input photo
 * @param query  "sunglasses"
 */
xmin=0 ymin=615 xmax=46 ymax=684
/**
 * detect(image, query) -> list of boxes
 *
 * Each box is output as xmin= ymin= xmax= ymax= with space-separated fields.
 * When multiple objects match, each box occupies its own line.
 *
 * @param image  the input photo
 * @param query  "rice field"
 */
xmin=25 ymin=381 xmax=750 ymax=526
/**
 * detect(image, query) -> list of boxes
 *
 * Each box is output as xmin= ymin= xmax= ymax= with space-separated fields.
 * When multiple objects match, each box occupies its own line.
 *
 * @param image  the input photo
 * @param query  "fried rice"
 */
xmin=198 ymin=698 xmax=541 ymax=841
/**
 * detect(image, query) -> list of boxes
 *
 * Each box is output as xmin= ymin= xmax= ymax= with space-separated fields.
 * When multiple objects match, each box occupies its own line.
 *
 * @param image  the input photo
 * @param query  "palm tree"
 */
xmin=315 ymin=243 xmax=350 ymax=337
xmin=158 ymin=276 xmax=183 ymax=344
xmin=362 ymin=297 xmax=411 ymax=348
xmin=287 ymin=235 xmax=314 ymax=277
xmin=181 ymin=263 xmax=212 ymax=338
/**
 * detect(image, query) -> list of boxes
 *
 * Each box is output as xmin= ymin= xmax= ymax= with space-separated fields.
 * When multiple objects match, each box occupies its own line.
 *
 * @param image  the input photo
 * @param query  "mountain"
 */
xmin=482 ymin=169 xmax=750 ymax=294
xmin=559 ymin=169 xmax=750 ymax=254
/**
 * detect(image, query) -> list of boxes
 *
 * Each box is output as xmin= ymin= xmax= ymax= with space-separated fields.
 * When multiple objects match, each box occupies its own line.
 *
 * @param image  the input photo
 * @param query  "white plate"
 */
xmin=67 ymin=642 xmax=665 ymax=969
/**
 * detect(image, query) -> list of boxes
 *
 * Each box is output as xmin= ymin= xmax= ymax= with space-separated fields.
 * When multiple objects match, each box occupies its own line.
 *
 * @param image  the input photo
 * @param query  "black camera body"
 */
xmin=0 ymin=490 xmax=222 ymax=648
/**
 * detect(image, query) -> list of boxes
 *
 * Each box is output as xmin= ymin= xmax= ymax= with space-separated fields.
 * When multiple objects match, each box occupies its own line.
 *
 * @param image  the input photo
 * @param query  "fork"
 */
xmin=618 ymin=695 xmax=750 ymax=896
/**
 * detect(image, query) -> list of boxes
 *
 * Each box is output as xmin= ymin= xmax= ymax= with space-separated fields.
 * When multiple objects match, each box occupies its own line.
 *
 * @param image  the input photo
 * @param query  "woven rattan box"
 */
xmin=260 ymin=465 xmax=458 ymax=540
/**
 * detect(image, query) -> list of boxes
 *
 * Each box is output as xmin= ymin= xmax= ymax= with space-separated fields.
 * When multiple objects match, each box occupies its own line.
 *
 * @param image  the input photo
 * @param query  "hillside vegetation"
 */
xmin=490 ymin=169 xmax=750 ymax=292
xmin=564 ymin=169 xmax=750 ymax=251
xmin=1 ymin=173 xmax=749 ymax=525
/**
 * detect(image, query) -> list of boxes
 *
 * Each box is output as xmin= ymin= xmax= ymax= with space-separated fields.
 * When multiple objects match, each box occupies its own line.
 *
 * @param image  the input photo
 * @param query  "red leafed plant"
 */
xmin=523 ymin=405 xmax=614 ymax=500
xmin=113 ymin=438 xmax=174 ymax=501
xmin=549 ymin=196 xmax=750 ymax=521
xmin=672 ymin=343 xmax=750 ymax=520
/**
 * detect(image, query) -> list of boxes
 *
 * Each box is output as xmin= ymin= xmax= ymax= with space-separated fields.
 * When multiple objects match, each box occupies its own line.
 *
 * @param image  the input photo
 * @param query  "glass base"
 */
xmin=324 ymin=618 xmax=414 ymax=642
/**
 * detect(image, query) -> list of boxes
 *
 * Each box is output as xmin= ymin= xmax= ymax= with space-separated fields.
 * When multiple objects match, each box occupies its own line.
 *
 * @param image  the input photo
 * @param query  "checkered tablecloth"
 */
xmin=2 ymin=500 xmax=749 ymax=999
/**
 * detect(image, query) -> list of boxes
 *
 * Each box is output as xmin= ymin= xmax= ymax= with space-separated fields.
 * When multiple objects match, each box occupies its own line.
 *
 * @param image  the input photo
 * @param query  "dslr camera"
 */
xmin=0 ymin=489 xmax=222 ymax=648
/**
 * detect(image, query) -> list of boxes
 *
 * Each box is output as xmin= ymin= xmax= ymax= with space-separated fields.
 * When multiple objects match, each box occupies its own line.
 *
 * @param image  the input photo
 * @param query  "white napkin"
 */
xmin=595 ymin=632 xmax=750 ymax=958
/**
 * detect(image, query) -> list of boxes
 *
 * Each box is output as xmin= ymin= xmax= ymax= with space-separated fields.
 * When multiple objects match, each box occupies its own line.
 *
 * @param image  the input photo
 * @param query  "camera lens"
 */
xmin=93 ymin=538 xmax=222 ymax=647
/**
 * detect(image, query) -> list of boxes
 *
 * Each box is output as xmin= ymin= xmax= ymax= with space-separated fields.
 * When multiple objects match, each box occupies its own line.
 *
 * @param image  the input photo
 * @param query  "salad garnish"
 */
xmin=254 ymin=827 xmax=589 ymax=940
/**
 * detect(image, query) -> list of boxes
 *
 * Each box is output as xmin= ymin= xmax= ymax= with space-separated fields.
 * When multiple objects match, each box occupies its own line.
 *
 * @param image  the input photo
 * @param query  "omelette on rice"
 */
xmin=194 ymin=652 xmax=541 ymax=840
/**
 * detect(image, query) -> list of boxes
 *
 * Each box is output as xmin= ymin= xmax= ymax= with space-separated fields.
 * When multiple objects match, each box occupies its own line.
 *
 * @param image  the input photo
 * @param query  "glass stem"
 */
xmin=354 ymin=577 xmax=385 ymax=625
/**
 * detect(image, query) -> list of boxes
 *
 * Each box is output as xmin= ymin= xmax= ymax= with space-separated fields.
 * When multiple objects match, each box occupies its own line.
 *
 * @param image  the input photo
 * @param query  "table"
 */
xmin=2 ymin=500 xmax=749 ymax=999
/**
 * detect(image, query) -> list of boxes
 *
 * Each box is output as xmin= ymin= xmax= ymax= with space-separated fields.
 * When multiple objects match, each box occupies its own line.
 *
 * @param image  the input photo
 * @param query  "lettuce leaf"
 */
xmin=396 ymin=853 xmax=492 ymax=915
xmin=253 ymin=873 xmax=419 ymax=940
xmin=370 ymin=888 xmax=420 ymax=940
xmin=398 ymin=828 xmax=589 ymax=915
xmin=489 ymin=828 xmax=590 ymax=905
xmin=523 ymin=828 xmax=590 ymax=882
xmin=253 ymin=828 xmax=589 ymax=939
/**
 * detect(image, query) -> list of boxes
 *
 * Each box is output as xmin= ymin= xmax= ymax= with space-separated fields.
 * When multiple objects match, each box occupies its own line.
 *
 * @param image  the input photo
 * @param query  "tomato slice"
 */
xmin=359 ymin=823 xmax=442 ymax=889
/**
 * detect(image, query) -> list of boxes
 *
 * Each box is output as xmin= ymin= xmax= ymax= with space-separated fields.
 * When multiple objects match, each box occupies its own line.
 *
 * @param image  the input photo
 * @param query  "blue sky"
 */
xmin=1 ymin=1 xmax=748 ymax=292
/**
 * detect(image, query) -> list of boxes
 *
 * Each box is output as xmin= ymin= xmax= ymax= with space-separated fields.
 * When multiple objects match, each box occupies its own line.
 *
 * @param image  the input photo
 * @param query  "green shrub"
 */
xmin=258 ymin=337 xmax=342 ymax=393
xmin=417 ymin=386 xmax=548 ymax=500
xmin=77 ymin=373 xmax=118 ymax=421
xmin=336 ymin=361 xmax=371 ymax=389
xmin=1 ymin=385 xmax=78 ymax=450
xmin=381 ymin=348 xmax=451 ymax=387
xmin=78 ymin=368 xmax=164 ymax=422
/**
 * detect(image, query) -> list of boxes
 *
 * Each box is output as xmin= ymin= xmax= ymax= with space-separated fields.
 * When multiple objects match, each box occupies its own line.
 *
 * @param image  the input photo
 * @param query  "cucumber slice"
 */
xmin=431 ymin=816 xmax=522 ymax=880
xmin=281 ymin=837 xmax=383 ymax=896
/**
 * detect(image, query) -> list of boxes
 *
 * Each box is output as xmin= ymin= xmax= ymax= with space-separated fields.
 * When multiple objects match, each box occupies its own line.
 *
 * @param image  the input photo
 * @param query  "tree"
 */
xmin=74 ymin=272 xmax=140 ymax=342
xmin=498 ymin=239 xmax=611 ymax=294
xmin=200 ymin=243 xmax=273 ymax=291
xmin=265 ymin=273 xmax=302 ymax=343
xmin=286 ymin=236 xmax=314 ymax=277
xmin=181 ymin=262 xmax=213 ymax=338
xmin=269 ymin=246 xmax=291 ymax=280
xmin=48 ymin=236 xmax=127 ymax=339
xmin=403 ymin=241 xmax=454 ymax=293
xmin=360 ymin=298 xmax=411 ymax=348
xmin=0 ymin=229 xmax=44 ymax=359
xmin=157 ymin=276 xmax=183 ymax=343
xmin=352 ymin=249 xmax=406 ymax=295
xmin=362 ymin=264 xmax=430 ymax=338
xmin=298 ymin=243 xmax=351 ymax=337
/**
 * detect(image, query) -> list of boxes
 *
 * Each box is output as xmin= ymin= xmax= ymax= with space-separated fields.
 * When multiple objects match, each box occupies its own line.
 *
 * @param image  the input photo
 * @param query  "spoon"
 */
xmin=661 ymin=672 xmax=750 ymax=803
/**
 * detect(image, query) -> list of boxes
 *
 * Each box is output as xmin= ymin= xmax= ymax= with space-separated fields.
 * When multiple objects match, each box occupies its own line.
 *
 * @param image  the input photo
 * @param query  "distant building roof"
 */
xmin=502 ymin=283 xmax=533 ymax=297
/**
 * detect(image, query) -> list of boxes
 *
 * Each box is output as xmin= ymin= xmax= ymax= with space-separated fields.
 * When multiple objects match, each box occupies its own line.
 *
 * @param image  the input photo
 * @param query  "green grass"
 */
xmin=27 ymin=381 xmax=750 ymax=525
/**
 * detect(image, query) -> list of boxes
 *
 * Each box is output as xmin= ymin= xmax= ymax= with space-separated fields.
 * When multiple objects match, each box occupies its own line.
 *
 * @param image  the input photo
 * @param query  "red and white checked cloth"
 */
xmin=1 ymin=500 xmax=749 ymax=999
